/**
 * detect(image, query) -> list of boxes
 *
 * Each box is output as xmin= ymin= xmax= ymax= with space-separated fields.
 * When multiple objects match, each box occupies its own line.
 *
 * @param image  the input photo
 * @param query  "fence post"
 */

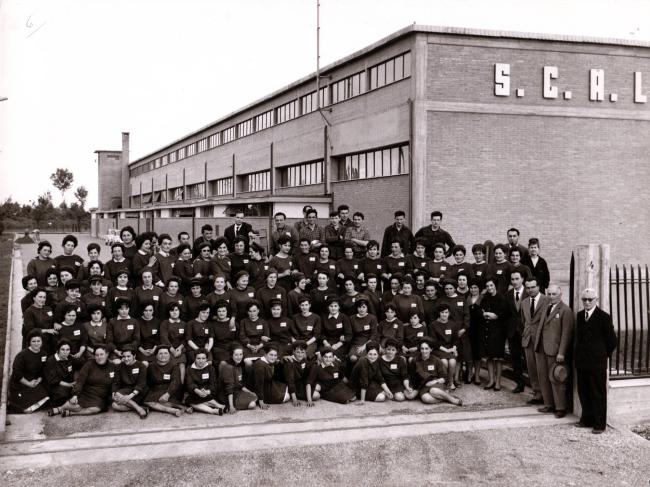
xmin=571 ymin=244 xmax=610 ymax=418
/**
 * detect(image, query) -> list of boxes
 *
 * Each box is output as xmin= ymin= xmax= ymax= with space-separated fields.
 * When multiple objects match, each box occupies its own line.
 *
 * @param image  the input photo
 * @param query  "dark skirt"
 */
xmin=186 ymin=390 xmax=217 ymax=405
xmin=457 ymin=333 xmax=473 ymax=362
xmin=384 ymin=378 xmax=405 ymax=394
xmin=116 ymin=387 xmax=148 ymax=405
xmin=144 ymin=385 xmax=183 ymax=405
xmin=9 ymin=383 xmax=49 ymax=411
xmin=263 ymin=380 xmax=289 ymax=404
xmin=212 ymin=347 xmax=231 ymax=364
xmin=48 ymin=385 xmax=74 ymax=407
xmin=356 ymin=382 xmax=384 ymax=401
xmin=321 ymin=382 xmax=356 ymax=404
xmin=418 ymin=382 xmax=445 ymax=397
xmin=78 ymin=384 xmax=112 ymax=410
xmin=468 ymin=322 xmax=484 ymax=361
xmin=433 ymin=350 xmax=456 ymax=360
xmin=481 ymin=321 xmax=506 ymax=359
xmin=233 ymin=389 xmax=258 ymax=410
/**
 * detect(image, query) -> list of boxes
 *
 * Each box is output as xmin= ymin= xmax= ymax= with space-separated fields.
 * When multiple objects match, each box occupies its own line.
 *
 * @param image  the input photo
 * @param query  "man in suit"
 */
xmin=505 ymin=269 xmax=527 ymax=393
xmin=575 ymin=288 xmax=617 ymax=434
xmin=520 ymin=277 xmax=549 ymax=404
xmin=534 ymin=284 xmax=573 ymax=418
xmin=192 ymin=224 xmax=215 ymax=258
xmin=223 ymin=211 xmax=253 ymax=251
xmin=507 ymin=227 xmax=529 ymax=261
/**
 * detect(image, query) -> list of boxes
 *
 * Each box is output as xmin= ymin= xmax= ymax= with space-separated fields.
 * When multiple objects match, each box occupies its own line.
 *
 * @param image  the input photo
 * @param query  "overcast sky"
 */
xmin=1 ymin=0 xmax=649 ymax=208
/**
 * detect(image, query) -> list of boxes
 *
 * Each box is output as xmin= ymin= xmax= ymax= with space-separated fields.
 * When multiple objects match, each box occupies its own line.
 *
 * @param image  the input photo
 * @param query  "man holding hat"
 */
xmin=534 ymin=284 xmax=573 ymax=418
xmin=574 ymin=288 xmax=617 ymax=434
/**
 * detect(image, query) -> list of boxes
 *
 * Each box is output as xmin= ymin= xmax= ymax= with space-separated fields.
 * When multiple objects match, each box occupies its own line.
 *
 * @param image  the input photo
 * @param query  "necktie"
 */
xmin=235 ymin=225 xmax=240 ymax=234
xmin=585 ymin=310 xmax=589 ymax=321
xmin=547 ymin=305 xmax=553 ymax=317
xmin=530 ymin=297 xmax=535 ymax=317
xmin=515 ymin=291 xmax=520 ymax=302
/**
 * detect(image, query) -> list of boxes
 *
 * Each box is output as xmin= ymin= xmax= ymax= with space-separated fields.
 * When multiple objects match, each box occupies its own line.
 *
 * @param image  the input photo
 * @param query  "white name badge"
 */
xmin=238 ymin=374 xmax=243 ymax=381
xmin=476 ymin=271 xmax=483 ymax=276
xmin=333 ymin=372 xmax=339 ymax=379
xmin=458 ymin=268 xmax=465 ymax=273
xmin=440 ymin=266 xmax=447 ymax=271
xmin=336 ymin=323 xmax=343 ymax=329
xmin=457 ymin=301 xmax=464 ymax=307
xmin=75 ymin=262 xmax=81 ymax=266
xmin=353 ymin=265 xmax=358 ymax=269
xmin=178 ymin=300 xmax=183 ymax=305
xmin=376 ymin=264 xmax=382 ymax=269
xmin=163 ymin=374 xmax=171 ymax=380
xmin=352 ymin=298 xmax=356 ymax=303
xmin=445 ymin=329 xmax=452 ymax=335
xmin=127 ymin=324 xmax=134 ymax=330
xmin=420 ymin=262 xmax=426 ymax=267
xmin=152 ymin=329 xmax=158 ymax=335
xmin=411 ymin=303 xmax=417 ymax=307
xmin=417 ymin=332 xmax=424 ymax=337
xmin=329 ymin=265 xmax=335 ymax=269
xmin=496 ymin=270 xmax=503 ymax=275
xmin=47 ymin=311 xmax=53 ymax=316
xmin=41 ymin=356 xmax=47 ymax=362
xmin=390 ymin=363 xmax=398 ymax=370
xmin=243 ymin=259 xmax=249 ymax=264
xmin=256 ymin=324 xmax=263 ymax=330
xmin=309 ymin=257 xmax=316 ymax=262
xmin=77 ymin=307 xmax=81 ymax=313
xmin=285 ymin=232 xmax=291 ymax=237
xmin=178 ymin=328 xmax=185 ymax=334
xmin=202 ymin=373 xmax=209 ymax=379
xmin=153 ymin=296 xmax=159 ymax=301
xmin=301 ymin=363 xmax=306 ymax=369
xmin=307 ymin=325 xmax=313 ymax=331
xmin=204 ymin=328 xmax=209 ymax=335
xmin=73 ymin=329 xmax=81 ymax=336
xmin=427 ymin=365 xmax=435 ymax=371
xmin=171 ymin=263 xmax=175 ymax=268
xmin=393 ymin=323 xmax=399 ymax=329
xmin=264 ymin=265 xmax=269 ymax=271
xmin=132 ymin=368 xmax=140 ymax=374
xmin=276 ymin=294 xmax=282 ymax=299
xmin=280 ymin=322 xmax=287 ymax=328
xmin=248 ymin=292 xmax=254 ymax=298
xmin=102 ymin=301 xmax=106 ymax=306
xmin=363 ymin=325 xmax=370 ymax=331
xmin=108 ymin=371 xmax=115 ymax=378
xmin=398 ymin=262 xmax=405 ymax=267
xmin=68 ymin=365 xmax=73 ymax=372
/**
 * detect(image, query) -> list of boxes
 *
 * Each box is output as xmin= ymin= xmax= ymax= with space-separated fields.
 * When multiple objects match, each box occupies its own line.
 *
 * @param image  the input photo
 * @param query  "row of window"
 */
xmin=129 ymin=51 xmax=412 ymax=177
xmin=337 ymin=144 xmax=410 ymax=181
xmin=281 ymin=160 xmax=323 ymax=188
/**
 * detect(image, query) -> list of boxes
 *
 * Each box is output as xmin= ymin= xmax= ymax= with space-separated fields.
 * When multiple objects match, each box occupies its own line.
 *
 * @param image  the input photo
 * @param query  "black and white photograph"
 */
xmin=0 ymin=0 xmax=649 ymax=485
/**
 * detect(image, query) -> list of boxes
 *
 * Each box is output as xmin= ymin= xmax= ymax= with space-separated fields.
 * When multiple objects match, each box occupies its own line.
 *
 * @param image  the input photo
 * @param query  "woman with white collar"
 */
xmin=306 ymin=347 xmax=356 ymax=405
xmin=185 ymin=350 xmax=224 ymax=415
xmin=44 ymin=339 xmax=76 ymax=413
xmin=9 ymin=330 xmax=50 ymax=414
xmin=252 ymin=343 xmax=289 ymax=409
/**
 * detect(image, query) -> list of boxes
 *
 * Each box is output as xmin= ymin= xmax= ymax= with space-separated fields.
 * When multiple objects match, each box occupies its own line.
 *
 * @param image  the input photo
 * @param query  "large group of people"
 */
xmin=10 ymin=206 xmax=616 ymax=433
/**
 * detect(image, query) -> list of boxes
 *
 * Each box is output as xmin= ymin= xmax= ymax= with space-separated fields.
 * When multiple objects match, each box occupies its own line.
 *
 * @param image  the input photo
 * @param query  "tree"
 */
xmin=74 ymin=186 xmax=88 ymax=209
xmin=50 ymin=168 xmax=74 ymax=203
xmin=32 ymin=191 xmax=54 ymax=228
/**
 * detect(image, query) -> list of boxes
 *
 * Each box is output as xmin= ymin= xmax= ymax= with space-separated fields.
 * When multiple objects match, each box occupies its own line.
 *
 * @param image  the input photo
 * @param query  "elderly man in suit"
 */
xmin=223 ymin=211 xmax=254 ymax=251
xmin=505 ymin=269 xmax=527 ymax=393
xmin=575 ymin=288 xmax=617 ymax=434
xmin=534 ymin=284 xmax=573 ymax=418
xmin=520 ymin=277 xmax=549 ymax=405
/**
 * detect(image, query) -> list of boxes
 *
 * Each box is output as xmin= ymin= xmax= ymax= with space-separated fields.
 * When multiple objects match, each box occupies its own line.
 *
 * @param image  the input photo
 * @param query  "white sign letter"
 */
xmin=543 ymin=66 xmax=558 ymax=99
xmin=590 ymin=69 xmax=604 ymax=101
xmin=635 ymin=72 xmax=647 ymax=103
xmin=495 ymin=63 xmax=510 ymax=97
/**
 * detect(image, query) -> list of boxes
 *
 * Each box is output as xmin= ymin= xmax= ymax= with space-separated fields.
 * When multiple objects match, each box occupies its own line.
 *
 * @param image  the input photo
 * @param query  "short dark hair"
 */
xmin=111 ymin=242 xmax=125 ymax=253
xmin=509 ymin=248 xmax=521 ymax=257
xmin=430 ymin=211 xmax=443 ymax=219
xmin=352 ymin=211 xmax=364 ymax=220
xmin=394 ymin=210 xmax=406 ymax=218
xmin=302 ymin=205 xmax=312 ymax=214
xmin=471 ymin=243 xmax=486 ymax=254
xmin=120 ymin=226 xmax=136 ymax=239
xmin=87 ymin=243 xmax=101 ymax=253
xmin=62 ymin=234 xmax=78 ymax=247
xmin=366 ymin=240 xmax=379 ymax=251
xmin=306 ymin=209 xmax=318 ymax=217
xmin=274 ymin=212 xmax=287 ymax=219
xmin=201 ymin=224 xmax=213 ymax=233
xmin=177 ymin=231 xmax=190 ymax=240
xmin=37 ymin=240 xmax=52 ymax=252
xmin=159 ymin=233 xmax=172 ymax=244
xmin=329 ymin=210 xmax=339 ymax=217
xmin=452 ymin=245 xmax=466 ymax=255
xmin=135 ymin=233 xmax=151 ymax=250
xmin=337 ymin=204 xmax=350 ymax=212
xmin=507 ymin=227 xmax=520 ymax=236
xmin=494 ymin=243 xmax=509 ymax=254
xmin=528 ymin=238 xmax=540 ymax=247
xmin=277 ymin=235 xmax=291 ymax=246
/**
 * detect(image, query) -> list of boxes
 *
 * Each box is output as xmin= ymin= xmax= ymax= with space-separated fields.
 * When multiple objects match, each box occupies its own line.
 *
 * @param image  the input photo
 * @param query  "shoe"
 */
xmin=448 ymin=383 xmax=456 ymax=391
xmin=494 ymin=386 xmax=502 ymax=391
xmin=455 ymin=398 xmax=463 ymax=407
xmin=537 ymin=406 xmax=555 ymax=413
xmin=47 ymin=408 xmax=59 ymax=417
xmin=527 ymin=398 xmax=544 ymax=405
xmin=574 ymin=421 xmax=591 ymax=428
xmin=512 ymin=385 xmax=525 ymax=393
xmin=592 ymin=428 xmax=605 ymax=434
xmin=474 ymin=380 xmax=481 ymax=386
xmin=484 ymin=383 xmax=495 ymax=390
xmin=61 ymin=410 xmax=70 ymax=418
xmin=554 ymin=410 xmax=566 ymax=418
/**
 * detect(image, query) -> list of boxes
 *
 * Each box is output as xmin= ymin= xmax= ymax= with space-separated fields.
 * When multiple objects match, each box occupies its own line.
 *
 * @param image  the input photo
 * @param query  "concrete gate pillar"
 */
xmin=571 ymin=244 xmax=610 ymax=418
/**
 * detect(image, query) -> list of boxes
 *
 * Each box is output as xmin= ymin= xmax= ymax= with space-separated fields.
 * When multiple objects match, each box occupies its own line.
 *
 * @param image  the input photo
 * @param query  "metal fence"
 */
xmin=609 ymin=264 xmax=650 ymax=378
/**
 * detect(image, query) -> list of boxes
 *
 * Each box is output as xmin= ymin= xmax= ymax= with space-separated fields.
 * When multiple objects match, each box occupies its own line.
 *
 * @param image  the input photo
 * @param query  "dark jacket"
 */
xmin=574 ymin=307 xmax=617 ymax=371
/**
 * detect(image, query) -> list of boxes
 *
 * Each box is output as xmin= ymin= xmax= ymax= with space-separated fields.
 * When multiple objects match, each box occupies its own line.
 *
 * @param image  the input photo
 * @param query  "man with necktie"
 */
xmin=505 ymin=270 xmax=527 ymax=393
xmin=520 ymin=278 xmax=549 ymax=405
xmin=224 ymin=211 xmax=254 ymax=252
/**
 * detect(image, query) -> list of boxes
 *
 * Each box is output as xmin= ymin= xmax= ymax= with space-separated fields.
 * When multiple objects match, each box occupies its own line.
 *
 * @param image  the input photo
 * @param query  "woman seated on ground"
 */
xmin=428 ymin=303 xmax=462 ymax=391
xmin=58 ymin=345 xmax=117 ymax=417
xmin=218 ymin=343 xmax=258 ymax=414
xmin=252 ymin=343 xmax=290 ymax=409
xmin=44 ymin=339 xmax=76 ymax=412
xmin=350 ymin=341 xmax=393 ymax=404
xmin=185 ymin=350 xmax=224 ymax=415
xmin=56 ymin=304 xmax=88 ymax=370
xmin=144 ymin=345 xmax=190 ymax=417
xmin=8 ymin=330 xmax=50 ymax=414
xmin=282 ymin=340 xmax=311 ymax=407
xmin=111 ymin=347 xmax=149 ymax=419
xmin=306 ymin=347 xmax=356 ymax=405
xmin=378 ymin=338 xmax=417 ymax=401
xmin=411 ymin=337 xmax=462 ymax=406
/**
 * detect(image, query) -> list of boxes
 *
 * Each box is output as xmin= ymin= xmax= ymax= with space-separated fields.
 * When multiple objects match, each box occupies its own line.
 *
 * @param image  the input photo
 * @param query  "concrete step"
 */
xmin=0 ymin=406 xmax=573 ymax=470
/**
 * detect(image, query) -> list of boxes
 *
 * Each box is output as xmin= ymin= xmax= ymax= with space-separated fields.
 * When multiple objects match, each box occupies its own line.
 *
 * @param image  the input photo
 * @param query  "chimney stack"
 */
xmin=121 ymin=132 xmax=130 ymax=210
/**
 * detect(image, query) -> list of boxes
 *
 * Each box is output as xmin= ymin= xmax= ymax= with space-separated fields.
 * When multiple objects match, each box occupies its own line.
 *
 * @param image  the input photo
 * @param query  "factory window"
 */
xmin=186 ymin=143 xmax=196 ymax=157
xmin=198 ymin=138 xmax=208 ymax=153
xmin=154 ymin=158 xmax=161 ymax=168
xmin=162 ymin=155 xmax=169 ymax=166
xmin=242 ymin=171 xmax=270 ymax=192
xmin=280 ymin=160 xmax=323 ymax=187
xmin=237 ymin=118 xmax=254 ymax=138
xmin=255 ymin=110 xmax=274 ymax=131
xmin=187 ymin=182 xmax=206 ymax=200
xmin=276 ymin=99 xmax=299 ymax=124
xmin=177 ymin=147 xmax=186 ymax=160
xmin=173 ymin=208 xmax=194 ymax=218
xmin=201 ymin=206 xmax=214 ymax=218
xmin=169 ymin=151 xmax=177 ymax=163
xmin=369 ymin=51 xmax=411 ymax=91
xmin=222 ymin=126 xmax=236 ymax=144
xmin=336 ymin=143 xmax=409 ymax=181
xmin=208 ymin=133 xmax=220 ymax=149
xmin=331 ymin=71 xmax=366 ymax=104
xmin=210 ymin=177 xmax=233 ymax=196
xmin=170 ymin=187 xmax=184 ymax=201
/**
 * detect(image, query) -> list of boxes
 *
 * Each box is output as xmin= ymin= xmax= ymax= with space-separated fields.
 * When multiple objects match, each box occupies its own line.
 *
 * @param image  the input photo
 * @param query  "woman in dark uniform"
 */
xmin=120 ymin=226 xmax=138 ymax=262
xmin=159 ymin=277 xmax=184 ymax=317
xmin=378 ymin=338 xmax=417 ymax=401
xmin=287 ymin=273 xmax=308 ymax=316
xmin=309 ymin=271 xmax=333 ymax=317
xmin=212 ymin=300 xmax=238 ymax=364
xmin=104 ymin=243 xmax=132 ymax=286
xmin=22 ymin=287 xmax=57 ymax=353
xmin=54 ymin=235 xmax=84 ymax=274
xmin=57 ymin=304 xmax=87 ymax=370
xmin=137 ymin=302 xmax=161 ymax=364
xmin=239 ymin=301 xmax=270 ymax=363
xmin=336 ymin=245 xmax=362 ymax=290
xmin=27 ymin=241 xmax=57 ymax=286
xmin=402 ymin=311 xmax=427 ymax=360
xmin=377 ymin=303 xmax=403 ymax=349
xmin=350 ymin=341 xmax=392 ymax=404
xmin=466 ymin=279 xmax=485 ymax=385
xmin=291 ymin=296 xmax=321 ymax=359
xmin=392 ymin=277 xmax=424 ymax=323
xmin=283 ymin=341 xmax=310 ymax=406
xmin=306 ymin=347 xmax=356 ymax=405
xmin=82 ymin=304 xmax=108 ymax=359
xmin=428 ymin=303 xmax=462 ymax=390
xmin=382 ymin=276 xmax=401 ymax=306
xmin=187 ymin=303 xmax=214 ymax=364
xmin=348 ymin=297 xmax=378 ymax=365
xmin=268 ymin=236 xmax=294 ymax=291
xmin=411 ymin=338 xmax=462 ymax=406
xmin=252 ymin=343 xmax=289 ymax=409
xmin=44 ymin=339 xmax=75 ymax=414
xmin=107 ymin=298 xmax=140 ymax=364
xmin=320 ymin=296 xmax=352 ymax=360
xmin=9 ymin=330 xmax=50 ymax=413
xmin=185 ymin=351 xmax=224 ymax=415
xmin=59 ymin=345 xmax=117 ymax=417
xmin=218 ymin=343 xmax=258 ymax=413
xmin=266 ymin=299 xmax=294 ymax=358
xmin=210 ymin=238 xmax=232 ymax=285
xmin=20 ymin=275 xmax=39 ymax=313
xmin=160 ymin=302 xmax=187 ymax=382
xmin=111 ymin=347 xmax=149 ymax=419
xmin=173 ymin=244 xmax=195 ymax=296
xmin=312 ymin=245 xmax=337 ymax=286
xmin=359 ymin=241 xmax=385 ymax=292
xmin=255 ymin=269 xmax=288 ymax=318
xmin=338 ymin=276 xmax=361 ymax=317
xmin=106 ymin=270 xmax=135 ymax=319
xmin=144 ymin=345 xmax=188 ymax=416
xmin=480 ymin=277 xmax=509 ymax=391
xmin=230 ymin=271 xmax=257 ymax=321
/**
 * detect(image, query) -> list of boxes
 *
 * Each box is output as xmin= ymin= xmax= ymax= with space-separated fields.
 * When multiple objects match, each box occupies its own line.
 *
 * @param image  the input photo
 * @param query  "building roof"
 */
xmin=128 ymin=24 xmax=650 ymax=166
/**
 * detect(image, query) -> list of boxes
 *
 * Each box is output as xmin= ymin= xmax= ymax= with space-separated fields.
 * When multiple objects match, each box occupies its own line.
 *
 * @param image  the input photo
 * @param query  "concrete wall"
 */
xmin=97 ymin=152 xmax=122 ymax=211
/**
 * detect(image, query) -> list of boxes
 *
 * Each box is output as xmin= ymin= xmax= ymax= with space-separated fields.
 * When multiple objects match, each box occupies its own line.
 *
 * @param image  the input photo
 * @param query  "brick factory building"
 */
xmin=92 ymin=25 xmax=650 ymax=280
